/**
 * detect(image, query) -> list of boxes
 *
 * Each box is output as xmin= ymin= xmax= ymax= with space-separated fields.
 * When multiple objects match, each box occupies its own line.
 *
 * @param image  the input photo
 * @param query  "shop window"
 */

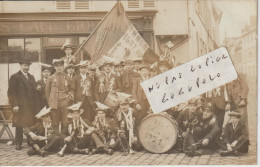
xmin=0 ymin=38 xmax=40 ymax=64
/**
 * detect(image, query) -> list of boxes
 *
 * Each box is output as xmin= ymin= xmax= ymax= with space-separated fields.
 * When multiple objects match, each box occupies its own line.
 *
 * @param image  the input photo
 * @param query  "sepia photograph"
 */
xmin=0 ymin=0 xmax=257 ymax=165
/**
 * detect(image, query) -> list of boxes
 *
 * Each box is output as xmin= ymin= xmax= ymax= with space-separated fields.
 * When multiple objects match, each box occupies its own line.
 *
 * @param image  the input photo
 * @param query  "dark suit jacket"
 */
xmin=8 ymin=71 xmax=40 ymax=127
xmin=36 ymin=79 xmax=48 ymax=108
xmin=121 ymin=69 xmax=140 ymax=94
xmin=93 ymin=117 xmax=118 ymax=140
xmin=227 ymin=73 xmax=249 ymax=106
xmin=24 ymin=121 xmax=59 ymax=137
xmin=61 ymin=118 xmax=93 ymax=139
xmin=222 ymin=121 xmax=248 ymax=144
xmin=70 ymin=74 xmax=94 ymax=102
xmin=199 ymin=117 xmax=220 ymax=141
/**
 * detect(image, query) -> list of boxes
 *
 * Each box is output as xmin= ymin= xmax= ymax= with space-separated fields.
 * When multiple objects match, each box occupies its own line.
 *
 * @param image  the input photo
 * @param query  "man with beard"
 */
xmin=8 ymin=60 xmax=40 ymax=150
xmin=183 ymin=102 xmax=220 ymax=157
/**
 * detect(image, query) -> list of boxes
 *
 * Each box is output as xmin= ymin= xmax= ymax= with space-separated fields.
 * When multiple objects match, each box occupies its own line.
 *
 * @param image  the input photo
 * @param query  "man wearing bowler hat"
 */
xmin=8 ymin=60 xmax=41 ymax=150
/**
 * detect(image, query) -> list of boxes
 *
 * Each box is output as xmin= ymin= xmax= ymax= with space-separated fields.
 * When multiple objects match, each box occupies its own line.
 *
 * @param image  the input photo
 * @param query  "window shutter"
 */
xmin=143 ymin=0 xmax=155 ymax=8
xmin=56 ymin=1 xmax=71 ymax=9
xmin=128 ymin=0 xmax=139 ymax=8
xmin=75 ymin=1 xmax=90 ymax=9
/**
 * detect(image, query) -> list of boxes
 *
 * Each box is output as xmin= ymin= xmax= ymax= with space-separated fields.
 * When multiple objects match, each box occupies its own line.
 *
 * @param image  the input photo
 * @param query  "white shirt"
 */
xmin=21 ymin=70 xmax=29 ymax=79
xmin=80 ymin=73 xmax=87 ymax=80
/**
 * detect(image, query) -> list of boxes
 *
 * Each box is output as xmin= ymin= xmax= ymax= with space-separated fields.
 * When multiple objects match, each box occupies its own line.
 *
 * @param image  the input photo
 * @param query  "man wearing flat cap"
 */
xmin=8 ymin=60 xmax=41 ymax=150
xmin=218 ymin=111 xmax=249 ymax=156
xmin=45 ymin=59 xmax=73 ymax=129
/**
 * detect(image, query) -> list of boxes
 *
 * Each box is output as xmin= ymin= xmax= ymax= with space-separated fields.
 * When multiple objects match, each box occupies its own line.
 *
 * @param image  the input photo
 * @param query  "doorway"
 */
xmin=45 ymin=48 xmax=65 ymax=64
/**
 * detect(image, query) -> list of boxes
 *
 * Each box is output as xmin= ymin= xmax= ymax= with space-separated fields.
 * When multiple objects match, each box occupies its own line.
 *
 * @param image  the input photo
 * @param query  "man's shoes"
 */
xmin=233 ymin=150 xmax=242 ymax=156
xmin=104 ymin=148 xmax=113 ymax=155
xmin=219 ymin=150 xmax=232 ymax=156
xmin=185 ymin=151 xmax=194 ymax=157
xmin=38 ymin=149 xmax=47 ymax=157
xmin=27 ymin=148 xmax=38 ymax=156
xmin=15 ymin=144 xmax=21 ymax=150
xmin=91 ymin=148 xmax=98 ymax=154
xmin=73 ymin=148 xmax=89 ymax=155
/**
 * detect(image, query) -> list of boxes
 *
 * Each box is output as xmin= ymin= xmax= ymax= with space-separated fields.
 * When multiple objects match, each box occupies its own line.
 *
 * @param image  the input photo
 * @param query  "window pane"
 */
xmin=25 ymin=38 xmax=41 ymax=62
xmin=0 ymin=38 xmax=24 ymax=64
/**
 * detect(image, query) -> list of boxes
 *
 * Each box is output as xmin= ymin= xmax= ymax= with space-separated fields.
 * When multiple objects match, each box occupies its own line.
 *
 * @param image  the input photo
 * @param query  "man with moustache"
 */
xmin=8 ymin=60 xmax=40 ymax=150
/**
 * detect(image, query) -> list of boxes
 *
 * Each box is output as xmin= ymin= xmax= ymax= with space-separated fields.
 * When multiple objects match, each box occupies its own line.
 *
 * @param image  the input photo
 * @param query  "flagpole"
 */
xmin=73 ymin=1 xmax=121 ymax=59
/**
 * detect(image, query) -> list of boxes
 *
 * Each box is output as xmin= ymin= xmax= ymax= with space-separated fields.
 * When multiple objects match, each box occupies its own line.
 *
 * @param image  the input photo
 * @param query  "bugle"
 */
xmin=58 ymin=131 xmax=75 ymax=157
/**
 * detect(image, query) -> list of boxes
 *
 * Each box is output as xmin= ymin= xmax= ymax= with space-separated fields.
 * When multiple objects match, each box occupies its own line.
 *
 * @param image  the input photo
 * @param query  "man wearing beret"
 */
xmin=8 ymin=60 xmax=41 ymax=150
xmin=218 ymin=111 xmax=249 ymax=156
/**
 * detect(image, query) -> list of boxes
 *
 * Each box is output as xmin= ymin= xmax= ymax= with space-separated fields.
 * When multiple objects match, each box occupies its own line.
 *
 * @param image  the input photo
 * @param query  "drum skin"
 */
xmin=138 ymin=113 xmax=178 ymax=153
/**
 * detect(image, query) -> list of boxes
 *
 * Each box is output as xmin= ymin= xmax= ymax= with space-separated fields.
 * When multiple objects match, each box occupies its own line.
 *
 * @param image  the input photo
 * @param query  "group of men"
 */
xmin=7 ymin=42 xmax=250 ymax=157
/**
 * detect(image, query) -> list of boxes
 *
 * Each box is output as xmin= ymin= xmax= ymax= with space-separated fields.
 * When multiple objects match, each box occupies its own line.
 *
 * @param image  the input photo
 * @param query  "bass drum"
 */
xmin=103 ymin=92 xmax=119 ymax=107
xmin=138 ymin=113 xmax=179 ymax=153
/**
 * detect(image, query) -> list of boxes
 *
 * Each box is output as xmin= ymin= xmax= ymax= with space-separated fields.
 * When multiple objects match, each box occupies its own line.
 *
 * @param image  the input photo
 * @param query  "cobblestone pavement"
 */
xmin=0 ymin=84 xmax=257 ymax=165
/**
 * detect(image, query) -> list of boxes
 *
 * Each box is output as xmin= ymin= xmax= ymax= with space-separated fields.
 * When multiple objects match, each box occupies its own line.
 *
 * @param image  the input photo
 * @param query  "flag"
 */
xmin=80 ymin=1 xmax=159 ymax=64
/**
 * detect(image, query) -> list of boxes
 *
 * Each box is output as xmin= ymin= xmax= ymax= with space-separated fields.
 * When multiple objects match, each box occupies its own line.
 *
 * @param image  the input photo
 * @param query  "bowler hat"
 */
xmin=19 ymin=59 xmax=32 ymax=65
xmin=228 ymin=111 xmax=241 ymax=118
xmin=158 ymin=60 xmax=170 ymax=68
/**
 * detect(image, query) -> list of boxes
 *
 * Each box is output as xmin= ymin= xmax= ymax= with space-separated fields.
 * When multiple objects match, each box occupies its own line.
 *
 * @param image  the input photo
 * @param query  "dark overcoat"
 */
xmin=8 ymin=71 xmax=40 ymax=128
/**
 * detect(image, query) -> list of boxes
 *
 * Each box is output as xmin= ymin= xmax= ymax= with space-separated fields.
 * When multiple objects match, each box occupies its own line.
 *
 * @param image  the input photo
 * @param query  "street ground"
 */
xmin=0 ymin=82 xmax=257 ymax=165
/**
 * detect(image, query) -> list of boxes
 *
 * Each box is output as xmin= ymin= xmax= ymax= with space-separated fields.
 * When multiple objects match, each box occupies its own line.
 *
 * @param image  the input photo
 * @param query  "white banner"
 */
xmin=141 ymin=47 xmax=238 ymax=114
xmin=107 ymin=24 xmax=149 ymax=60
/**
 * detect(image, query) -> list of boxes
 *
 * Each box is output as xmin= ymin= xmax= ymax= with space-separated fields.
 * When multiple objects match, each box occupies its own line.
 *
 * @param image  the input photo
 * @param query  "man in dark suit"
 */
xmin=218 ymin=111 xmax=249 ymax=156
xmin=70 ymin=61 xmax=95 ymax=122
xmin=8 ymin=60 xmax=40 ymax=150
xmin=183 ymin=102 xmax=220 ymax=157
xmin=36 ymin=64 xmax=52 ymax=109
xmin=24 ymin=106 xmax=61 ymax=157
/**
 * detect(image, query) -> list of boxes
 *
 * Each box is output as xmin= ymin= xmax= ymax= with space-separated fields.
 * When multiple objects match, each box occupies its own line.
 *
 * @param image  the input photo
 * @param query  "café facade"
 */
xmin=0 ymin=11 xmax=157 ymax=106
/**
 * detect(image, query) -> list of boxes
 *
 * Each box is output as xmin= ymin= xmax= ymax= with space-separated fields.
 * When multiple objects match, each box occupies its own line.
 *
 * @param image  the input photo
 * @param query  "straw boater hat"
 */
xmin=139 ymin=64 xmax=150 ymax=71
xmin=102 ymin=56 xmax=117 ymax=67
xmin=115 ymin=61 xmax=125 ymax=68
xmin=67 ymin=102 xmax=83 ymax=118
xmin=132 ymin=57 xmax=143 ymax=64
xmin=95 ymin=102 xmax=110 ymax=113
xmin=158 ymin=60 xmax=170 ymax=68
xmin=228 ymin=111 xmax=241 ymax=118
xmin=40 ymin=63 xmax=53 ymax=73
xmin=52 ymin=59 xmax=64 ymax=66
xmin=61 ymin=39 xmax=74 ymax=51
xmin=88 ymin=64 xmax=96 ymax=71
xmin=35 ymin=106 xmax=52 ymax=119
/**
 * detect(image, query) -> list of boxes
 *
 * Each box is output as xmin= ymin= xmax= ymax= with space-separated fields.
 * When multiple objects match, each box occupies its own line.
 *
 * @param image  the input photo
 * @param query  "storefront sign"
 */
xmin=0 ymin=20 xmax=99 ymax=35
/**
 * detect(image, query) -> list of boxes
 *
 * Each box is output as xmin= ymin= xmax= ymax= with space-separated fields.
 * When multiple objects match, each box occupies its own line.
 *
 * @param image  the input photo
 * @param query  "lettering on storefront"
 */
xmin=0 ymin=21 xmax=99 ymax=35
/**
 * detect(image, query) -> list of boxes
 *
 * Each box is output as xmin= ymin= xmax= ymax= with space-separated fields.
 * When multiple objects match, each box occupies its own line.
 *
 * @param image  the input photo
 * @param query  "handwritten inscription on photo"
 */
xmin=141 ymin=47 xmax=238 ymax=114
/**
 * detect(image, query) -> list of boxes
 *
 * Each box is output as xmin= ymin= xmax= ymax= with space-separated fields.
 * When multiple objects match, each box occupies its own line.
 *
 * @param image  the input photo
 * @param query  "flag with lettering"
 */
xmin=80 ymin=1 xmax=159 ymax=64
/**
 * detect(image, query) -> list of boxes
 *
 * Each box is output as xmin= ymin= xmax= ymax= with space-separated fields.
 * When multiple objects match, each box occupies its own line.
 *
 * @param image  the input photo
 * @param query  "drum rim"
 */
xmin=138 ymin=113 xmax=179 ymax=154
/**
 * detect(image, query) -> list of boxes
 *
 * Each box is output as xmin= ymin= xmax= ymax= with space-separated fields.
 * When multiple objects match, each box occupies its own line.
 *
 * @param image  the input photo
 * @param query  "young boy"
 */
xmin=60 ymin=102 xmax=112 ymax=155
xmin=219 ymin=111 xmax=249 ymax=156
xmin=113 ymin=92 xmax=139 ymax=155
xmin=92 ymin=102 xmax=117 ymax=152
xmin=24 ymin=106 xmax=61 ymax=157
